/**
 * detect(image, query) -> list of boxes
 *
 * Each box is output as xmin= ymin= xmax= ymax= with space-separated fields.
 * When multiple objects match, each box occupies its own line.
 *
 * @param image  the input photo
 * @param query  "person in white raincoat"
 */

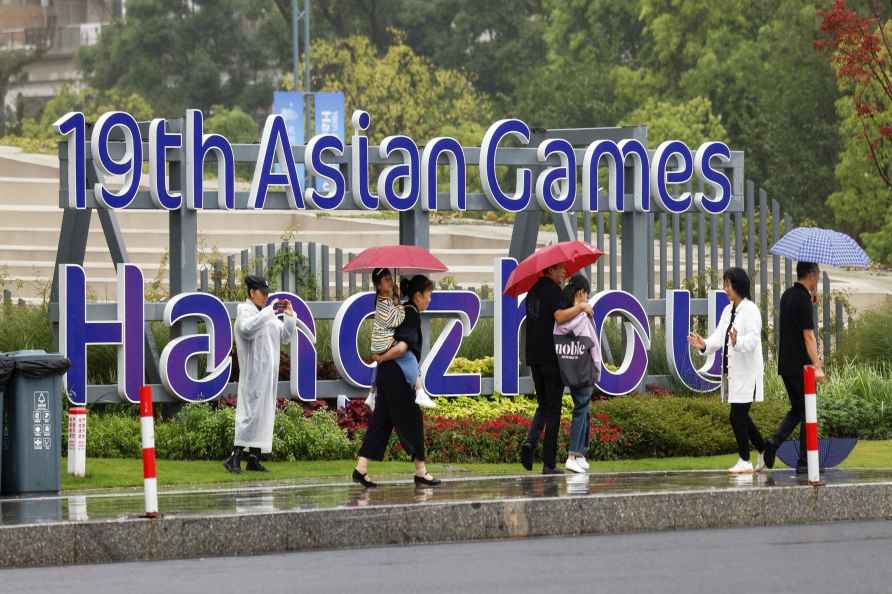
xmin=223 ymin=275 xmax=296 ymax=474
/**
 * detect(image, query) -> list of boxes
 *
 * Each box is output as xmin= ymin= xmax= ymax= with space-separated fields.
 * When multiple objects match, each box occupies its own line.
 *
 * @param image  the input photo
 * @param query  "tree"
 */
xmin=816 ymin=0 xmax=892 ymax=189
xmin=272 ymin=1 xmax=547 ymax=111
xmin=13 ymin=86 xmax=153 ymax=152
xmin=204 ymin=105 xmax=258 ymax=142
xmin=309 ymin=34 xmax=492 ymax=142
xmin=827 ymin=95 xmax=892 ymax=264
xmin=0 ymin=24 xmax=52 ymax=136
xmin=79 ymin=0 xmax=284 ymax=116
xmin=623 ymin=97 xmax=729 ymax=147
xmin=537 ymin=0 xmax=841 ymax=222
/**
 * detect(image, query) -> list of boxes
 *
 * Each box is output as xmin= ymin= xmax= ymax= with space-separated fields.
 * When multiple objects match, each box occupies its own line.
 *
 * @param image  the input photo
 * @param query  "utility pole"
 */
xmin=290 ymin=0 xmax=311 ymax=141
xmin=303 ymin=0 xmax=311 ymax=93
xmin=291 ymin=0 xmax=300 ymax=91
xmin=303 ymin=0 xmax=311 ymax=141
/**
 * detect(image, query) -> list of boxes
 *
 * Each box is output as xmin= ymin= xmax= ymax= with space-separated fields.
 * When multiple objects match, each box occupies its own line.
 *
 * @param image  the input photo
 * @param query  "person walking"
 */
xmin=688 ymin=267 xmax=766 ymax=474
xmin=352 ymin=275 xmax=441 ymax=488
xmin=553 ymin=274 xmax=602 ymax=474
xmin=762 ymin=261 xmax=826 ymax=472
xmin=520 ymin=264 xmax=593 ymax=475
xmin=224 ymin=275 xmax=296 ymax=474
xmin=365 ymin=267 xmax=436 ymax=411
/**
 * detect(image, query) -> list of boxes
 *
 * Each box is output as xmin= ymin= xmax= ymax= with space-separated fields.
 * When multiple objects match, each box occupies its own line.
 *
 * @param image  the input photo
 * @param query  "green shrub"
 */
xmin=839 ymin=301 xmax=892 ymax=365
xmin=595 ymin=395 xmax=787 ymax=458
xmin=79 ymin=402 xmax=352 ymax=461
xmin=84 ymin=411 xmax=142 ymax=458
xmin=155 ymin=405 xmax=235 ymax=460
xmin=816 ymin=362 xmax=892 ymax=438
xmin=0 ymin=303 xmax=54 ymax=352
xmin=272 ymin=404 xmax=354 ymax=461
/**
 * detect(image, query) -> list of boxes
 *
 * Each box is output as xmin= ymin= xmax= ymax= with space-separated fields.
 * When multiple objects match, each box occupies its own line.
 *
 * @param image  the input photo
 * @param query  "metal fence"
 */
xmin=190 ymin=176 xmax=849 ymax=363
xmin=197 ymin=241 xmax=371 ymax=301
xmin=579 ymin=179 xmax=847 ymax=361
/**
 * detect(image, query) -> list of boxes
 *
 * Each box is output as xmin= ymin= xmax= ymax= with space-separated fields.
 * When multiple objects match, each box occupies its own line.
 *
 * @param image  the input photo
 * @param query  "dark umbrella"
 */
xmin=777 ymin=437 xmax=858 ymax=469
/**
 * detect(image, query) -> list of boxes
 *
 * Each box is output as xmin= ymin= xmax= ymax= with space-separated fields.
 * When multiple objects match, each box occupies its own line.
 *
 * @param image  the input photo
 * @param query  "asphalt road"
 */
xmin=3 ymin=521 xmax=892 ymax=594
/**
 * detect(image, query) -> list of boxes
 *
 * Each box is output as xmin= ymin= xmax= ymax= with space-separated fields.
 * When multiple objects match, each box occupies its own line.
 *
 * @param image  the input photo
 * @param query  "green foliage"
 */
xmin=272 ymin=404 xmax=355 ymax=461
xmin=83 ymin=412 xmax=142 ymax=458
xmin=79 ymin=0 xmax=281 ymax=115
xmin=537 ymin=0 xmax=840 ymax=223
xmin=817 ymin=361 xmax=892 ymax=439
xmin=827 ymin=95 xmax=892 ymax=266
xmin=623 ymin=96 xmax=729 ymax=148
xmin=308 ymin=34 xmax=492 ymax=143
xmin=155 ymin=405 xmax=235 ymax=460
xmin=79 ymin=402 xmax=353 ymax=461
xmin=204 ymin=105 xmax=258 ymax=142
xmin=0 ymin=302 xmax=54 ymax=352
xmin=1 ymin=86 xmax=153 ymax=153
xmin=73 ymin=357 xmax=892 ymax=464
xmin=839 ymin=301 xmax=892 ymax=365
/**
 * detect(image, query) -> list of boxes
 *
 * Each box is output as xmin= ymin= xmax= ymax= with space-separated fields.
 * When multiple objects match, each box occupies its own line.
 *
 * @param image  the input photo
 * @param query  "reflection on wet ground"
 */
xmin=2 ymin=469 xmax=890 ymax=527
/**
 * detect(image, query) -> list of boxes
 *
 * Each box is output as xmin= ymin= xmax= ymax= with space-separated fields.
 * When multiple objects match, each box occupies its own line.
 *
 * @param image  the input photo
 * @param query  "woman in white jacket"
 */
xmin=688 ymin=267 xmax=766 ymax=474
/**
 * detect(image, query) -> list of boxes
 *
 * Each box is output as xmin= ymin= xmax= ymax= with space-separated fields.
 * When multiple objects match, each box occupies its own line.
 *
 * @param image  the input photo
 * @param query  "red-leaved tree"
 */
xmin=816 ymin=0 xmax=892 ymax=189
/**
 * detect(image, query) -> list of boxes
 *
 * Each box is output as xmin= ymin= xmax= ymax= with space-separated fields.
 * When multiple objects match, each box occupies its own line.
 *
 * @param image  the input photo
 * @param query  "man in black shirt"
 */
xmin=520 ymin=264 xmax=592 ymax=474
xmin=763 ymin=261 xmax=826 ymax=471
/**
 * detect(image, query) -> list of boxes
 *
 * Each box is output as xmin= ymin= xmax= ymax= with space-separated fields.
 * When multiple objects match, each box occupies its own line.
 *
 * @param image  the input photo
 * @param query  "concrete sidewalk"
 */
xmin=2 ymin=468 xmax=892 ymax=568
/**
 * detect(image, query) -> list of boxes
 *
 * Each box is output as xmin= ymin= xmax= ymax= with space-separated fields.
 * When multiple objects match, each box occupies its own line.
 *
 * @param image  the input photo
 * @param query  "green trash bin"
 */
xmin=0 ymin=355 xmax=14 ymax=493
xmin=1 ymin=350 xmax=70 ymax=495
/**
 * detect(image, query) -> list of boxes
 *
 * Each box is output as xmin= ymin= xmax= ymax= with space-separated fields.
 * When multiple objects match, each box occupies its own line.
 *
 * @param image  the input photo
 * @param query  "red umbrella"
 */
xmin=341 ymin=245 xmax=448 ymax=275
xmin=503 ymin=241 xmax=603 ymax=297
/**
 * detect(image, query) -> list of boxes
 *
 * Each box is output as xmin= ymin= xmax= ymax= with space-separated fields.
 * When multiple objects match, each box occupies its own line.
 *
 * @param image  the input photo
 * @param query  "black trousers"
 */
xmin=526 ymin=363 xmax=564 ymax=469
xmin=730 ymin=402 xmax=765 ymax=461
xmin=771 ymin=373 xmax=807 ymax=462
xmin=359 ymin=360 xmax=425 ymax=462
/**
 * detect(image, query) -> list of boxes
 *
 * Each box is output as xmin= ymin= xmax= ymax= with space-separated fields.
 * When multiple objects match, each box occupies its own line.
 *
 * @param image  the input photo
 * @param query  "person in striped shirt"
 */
xmin=366 ymin=268 xmax=436 ymax=411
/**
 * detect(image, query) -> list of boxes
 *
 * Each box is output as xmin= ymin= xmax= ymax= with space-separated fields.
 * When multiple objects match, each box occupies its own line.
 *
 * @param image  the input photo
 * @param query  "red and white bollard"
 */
xmin=139 ymin=386 xmax=158 ymax=518
xmin=67 ymin=407 xmax=87 ymax=477
xmin=803 ymin=365 xmax=821 ymax=485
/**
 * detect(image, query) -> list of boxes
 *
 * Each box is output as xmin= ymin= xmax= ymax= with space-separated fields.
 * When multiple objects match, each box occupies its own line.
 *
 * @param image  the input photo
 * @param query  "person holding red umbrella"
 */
xmin=520 ymin=264 xmax=593 ymax=474
xmin=506 ymin=241 xmax=602 ymax=475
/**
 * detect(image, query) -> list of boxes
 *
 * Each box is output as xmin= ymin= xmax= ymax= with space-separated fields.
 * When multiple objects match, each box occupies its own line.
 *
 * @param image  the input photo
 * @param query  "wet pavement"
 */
xmin=2 ymin=468 xmax=891 ymax=527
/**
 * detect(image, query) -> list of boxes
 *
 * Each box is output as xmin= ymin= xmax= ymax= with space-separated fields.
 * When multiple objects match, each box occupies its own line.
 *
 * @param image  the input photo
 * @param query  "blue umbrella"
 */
xmin=777 ymin=437 xmax=858 ymax=469
xmin=770 ymin=227 xmax=870 ymax=268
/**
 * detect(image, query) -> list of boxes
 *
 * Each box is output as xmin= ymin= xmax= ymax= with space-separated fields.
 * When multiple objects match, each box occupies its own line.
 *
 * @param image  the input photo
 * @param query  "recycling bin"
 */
xmin=0 ymin=355 xmax=14 ymax=493
xmin=1 ymin=350 xmax=70 ymax=495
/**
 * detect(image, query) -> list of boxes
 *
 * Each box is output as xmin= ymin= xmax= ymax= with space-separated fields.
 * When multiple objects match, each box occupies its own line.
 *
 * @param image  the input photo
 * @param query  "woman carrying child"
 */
xmin=352 ymin=275 xmax=441 ymax=489
xmin=365 ymin=268 xmax=436 ymax=411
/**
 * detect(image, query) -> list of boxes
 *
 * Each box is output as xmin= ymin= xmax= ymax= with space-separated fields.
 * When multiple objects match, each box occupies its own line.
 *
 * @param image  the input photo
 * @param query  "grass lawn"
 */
xmin=60 ymin=440 xmax=892 ymax=493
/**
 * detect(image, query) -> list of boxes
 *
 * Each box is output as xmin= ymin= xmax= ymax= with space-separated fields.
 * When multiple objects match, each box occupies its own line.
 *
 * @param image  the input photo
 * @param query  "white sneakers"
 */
xmin=415 ymin=388 xmax=437 ymax=409
xmin=364 ymin=391 xmax=376 ymax=412
xmin=728 ymin=458 xmax=754 ymax=474
xmin=565 ymin=457 xmax=588 ymax=474
xmin=754 ymin=451 xmax=767 ymax=473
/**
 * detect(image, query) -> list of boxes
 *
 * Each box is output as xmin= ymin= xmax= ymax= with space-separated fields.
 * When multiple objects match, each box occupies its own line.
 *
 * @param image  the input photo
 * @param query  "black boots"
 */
xmin=223 ymin=447 xmax=243 ymax=474
xmin=245 ymin=447 xmax=269 ymax=472
xmin=224 ymin=447 xmax=268 ymax=473
xmin=520 ymin=442 xmax=533 ymax=471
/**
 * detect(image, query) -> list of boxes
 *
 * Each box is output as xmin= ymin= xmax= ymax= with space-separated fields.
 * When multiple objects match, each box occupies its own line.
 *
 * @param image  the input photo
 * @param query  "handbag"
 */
xmin=553 ymin=331 xmax=595 ymax=389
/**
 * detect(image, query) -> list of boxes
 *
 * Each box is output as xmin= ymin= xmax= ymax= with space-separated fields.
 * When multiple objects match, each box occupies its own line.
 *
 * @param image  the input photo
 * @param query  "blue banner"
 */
xmin=313 ymin=91 xmax=345 ymax=192
xmin=272 ymin=91 xmax=305 ymax=177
